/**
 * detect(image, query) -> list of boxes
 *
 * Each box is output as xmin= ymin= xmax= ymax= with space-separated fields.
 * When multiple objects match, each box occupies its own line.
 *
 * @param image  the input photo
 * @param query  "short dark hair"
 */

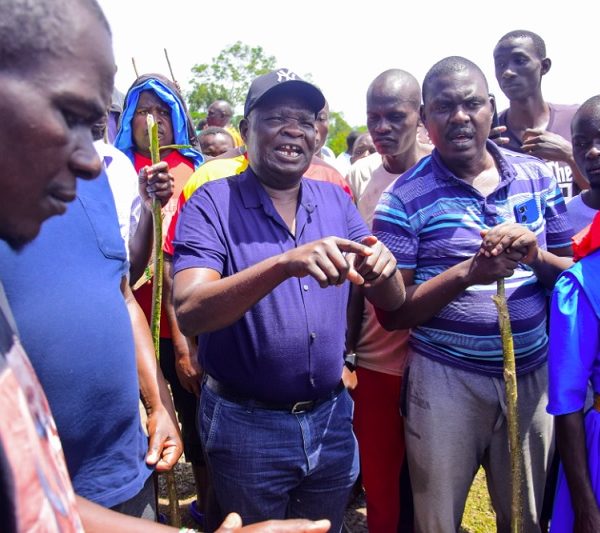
xmin=0 ymin=0 xmax=110 ymax=73
xmin=346 ymin=130 xmax=360 ymax=151
xmin=209 ymin=100 xmax=234 ymax=117
xmin=367 ymin=69 xmax=421 ymax=110
xmin=573 ymin=95 xmax=600 ymax=130
xmin=198 ymin=127 xmax=234 ymax=143
xmin=422 ymin=56 xmax=488 ymax=103
xmin=496 ymin=29 xmax=546 ymax=59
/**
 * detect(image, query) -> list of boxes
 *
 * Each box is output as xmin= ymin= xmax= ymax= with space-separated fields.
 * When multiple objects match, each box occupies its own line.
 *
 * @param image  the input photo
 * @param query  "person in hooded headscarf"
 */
xmin=115 ymin=73 xmax=208 ymax=525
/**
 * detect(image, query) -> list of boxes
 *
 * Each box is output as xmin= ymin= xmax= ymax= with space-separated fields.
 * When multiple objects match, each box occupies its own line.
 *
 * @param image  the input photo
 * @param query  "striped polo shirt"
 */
xmin=373 ymin=141 xmax=573 ymax=377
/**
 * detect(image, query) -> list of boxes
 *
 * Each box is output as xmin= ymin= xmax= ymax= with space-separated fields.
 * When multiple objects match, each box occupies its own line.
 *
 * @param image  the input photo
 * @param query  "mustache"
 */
xmin=447 ymin=127 xmax=474 ymax=139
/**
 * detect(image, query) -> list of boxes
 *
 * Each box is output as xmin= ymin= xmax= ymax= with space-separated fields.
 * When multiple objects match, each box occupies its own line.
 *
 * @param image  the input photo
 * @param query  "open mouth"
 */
xmin=275 ymin=144 xmax=303 ymax=159
xmin=448 ymin=130 xmax=474 ymax=144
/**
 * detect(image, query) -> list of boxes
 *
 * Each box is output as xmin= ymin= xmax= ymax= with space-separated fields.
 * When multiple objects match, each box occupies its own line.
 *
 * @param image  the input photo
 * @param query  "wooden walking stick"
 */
xmin=163 ymin=48 xmax=183 ymax=94
xmin=492 ymin=278 xmax=523 ymax=532
xmin=131 ymin=57 xmax=140 ymax=79
xmin=146 ymin=114 xmax=181 ymax=527
xmin=163 ymin=48 xmax=177 ymax=84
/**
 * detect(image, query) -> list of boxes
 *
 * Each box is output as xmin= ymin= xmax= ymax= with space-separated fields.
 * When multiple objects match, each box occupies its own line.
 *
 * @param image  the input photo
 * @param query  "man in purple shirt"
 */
xmin=172 ymin=69 xmax=405 ymax=531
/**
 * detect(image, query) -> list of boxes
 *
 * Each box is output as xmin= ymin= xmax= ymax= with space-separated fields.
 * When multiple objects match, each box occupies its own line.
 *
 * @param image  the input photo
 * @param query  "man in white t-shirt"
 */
xmin=346 ymin=69 xmax=430 ymax=533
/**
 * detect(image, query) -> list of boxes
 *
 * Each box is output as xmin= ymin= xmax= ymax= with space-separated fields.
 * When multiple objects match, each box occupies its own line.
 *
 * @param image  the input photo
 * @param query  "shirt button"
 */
xmin=310 ymin=332 xmax=317 ymax=340
xmin=303 ymin=284 xmax=309 ymax=291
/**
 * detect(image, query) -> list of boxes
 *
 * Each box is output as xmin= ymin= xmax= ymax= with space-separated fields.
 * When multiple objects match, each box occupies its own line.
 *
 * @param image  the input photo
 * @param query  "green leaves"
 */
xmin=186 ymin=41 xmax=367 ymax=151
xmin=187 ymin=41 xmax=276 ymax=117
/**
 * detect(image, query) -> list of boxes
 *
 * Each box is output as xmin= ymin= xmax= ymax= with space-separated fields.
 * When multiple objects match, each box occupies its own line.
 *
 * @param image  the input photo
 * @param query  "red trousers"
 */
xmin=351 ymin=366 xmax=406 ymax=533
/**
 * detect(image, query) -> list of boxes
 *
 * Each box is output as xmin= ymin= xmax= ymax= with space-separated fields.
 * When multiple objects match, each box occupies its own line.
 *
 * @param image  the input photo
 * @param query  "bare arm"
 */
xmin=356 ymin=236 xmax=406 ymax=311
xmin=76 ymin=498 xmax=331 ymax=533
xmin=527 ymin=248 xmax=573 ymax=289
xmin=174 ymin=237 xmax=375 ymax=337
xmin=76 ymin=496 xmax=175 ymax=532
xmin=376 ymin=249 xmax=524 ymax=331
xmin=480 ymin=223 xmax=573 ymax=289
xmin=555 ymin=412 xmax=600 ymax=532
xmin=128 ymin=202 xmax=153 ymax=285
xmin=121 ymin=277 xmax=183 ymax=471
xmin=128 ymin=162 xmax=174 ymax=285
xmin=522 ymin=129 xmax=589 ymax=192
xmin=163 ymin=257 xmax=202 ymax=396
xmin=565 ymin=154 xmax=589 ymax=192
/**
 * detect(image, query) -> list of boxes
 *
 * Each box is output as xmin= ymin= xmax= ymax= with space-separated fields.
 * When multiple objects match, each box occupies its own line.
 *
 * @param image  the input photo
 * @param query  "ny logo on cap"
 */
xmin=276 ymin=69 xmax=297 ymax=83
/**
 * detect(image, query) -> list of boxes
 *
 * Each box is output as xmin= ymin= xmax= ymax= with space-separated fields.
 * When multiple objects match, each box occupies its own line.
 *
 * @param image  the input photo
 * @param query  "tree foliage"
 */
xmin=187 ymin=41 xmax=276 ymax=119
xmin=327 ymin=111 xmax=367 ymax=156
xmin=186 ymin=41 xmax=367 ymax=145
xmin=326 ymin=111 xmax=350 ymax=156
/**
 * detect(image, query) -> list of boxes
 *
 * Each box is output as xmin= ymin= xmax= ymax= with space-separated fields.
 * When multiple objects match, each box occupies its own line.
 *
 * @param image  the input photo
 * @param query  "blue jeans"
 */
xmin=199 ymin=384 xmax=359 ymax=533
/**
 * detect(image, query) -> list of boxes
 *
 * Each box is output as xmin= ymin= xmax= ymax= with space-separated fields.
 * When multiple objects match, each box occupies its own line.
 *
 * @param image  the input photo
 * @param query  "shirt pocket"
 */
xmin=77 ymin=175 xmax=128 ymax=262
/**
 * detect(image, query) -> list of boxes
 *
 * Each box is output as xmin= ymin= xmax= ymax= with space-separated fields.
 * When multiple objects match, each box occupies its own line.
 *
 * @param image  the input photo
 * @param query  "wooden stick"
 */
xmin=163 ymin=48 xmax=177 ymax=84
xmin=493 ymin=278 xmax=523 ymax=533
xmin=146 ymin=114 xmax=181 ymax=527
xmin=131 ymin=57 xmax=140 ymax=79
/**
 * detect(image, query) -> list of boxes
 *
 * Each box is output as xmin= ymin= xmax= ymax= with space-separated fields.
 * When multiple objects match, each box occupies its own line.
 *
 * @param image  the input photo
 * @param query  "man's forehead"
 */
xmin=206 ymin=132 xmax=229 ymax=140
xmin=23 ymin=18 xmax=114 ymax=113
xmin=255 ymin=96 xmax=315 ymax=115
xmin=574 ymin=110 xmax=600 ymax=132
xmin=435 ymin=69 xmax=484 ymax=89
xmin=494 ymin=36 xmax=535 ymax=56
xmin=136 ymin=90 xmax=167 ymax=106
xmin=368 ymin=95 xmax=419 ymax=110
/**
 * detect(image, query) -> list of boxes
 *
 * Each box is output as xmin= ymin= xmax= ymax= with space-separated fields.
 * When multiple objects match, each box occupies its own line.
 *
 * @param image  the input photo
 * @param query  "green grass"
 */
xmin=461 ymin=468 xmax=497 ymax=533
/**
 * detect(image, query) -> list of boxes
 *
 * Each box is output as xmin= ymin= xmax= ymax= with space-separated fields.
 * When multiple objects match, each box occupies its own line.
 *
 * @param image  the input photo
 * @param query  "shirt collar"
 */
xmin=431 ymin=140 xmax=517 ymax=185
xmin=239 ymin=167 xmax=317 ymax=216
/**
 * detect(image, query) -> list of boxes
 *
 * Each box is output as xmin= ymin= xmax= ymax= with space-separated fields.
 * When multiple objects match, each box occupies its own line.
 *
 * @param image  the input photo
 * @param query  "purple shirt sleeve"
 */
xmin=173 ymin=186 xmax=227 ymax=275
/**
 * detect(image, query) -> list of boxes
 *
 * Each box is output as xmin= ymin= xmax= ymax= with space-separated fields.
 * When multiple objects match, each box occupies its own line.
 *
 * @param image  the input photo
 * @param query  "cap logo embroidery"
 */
xmin=276 ymin=69 xmax=297 ymax=83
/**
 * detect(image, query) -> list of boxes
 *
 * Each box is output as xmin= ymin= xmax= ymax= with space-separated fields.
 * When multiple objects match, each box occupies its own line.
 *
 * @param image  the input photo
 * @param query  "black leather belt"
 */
xmin=203 ymin=374 xmax=345 ymax=414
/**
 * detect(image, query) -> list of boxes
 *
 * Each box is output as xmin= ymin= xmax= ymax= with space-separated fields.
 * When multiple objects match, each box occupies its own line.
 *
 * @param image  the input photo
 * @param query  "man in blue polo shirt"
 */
xmin=373 ymin=57 xmax=573 ymax=532
xmin=172 ymin=69 xmax=405 ymax=532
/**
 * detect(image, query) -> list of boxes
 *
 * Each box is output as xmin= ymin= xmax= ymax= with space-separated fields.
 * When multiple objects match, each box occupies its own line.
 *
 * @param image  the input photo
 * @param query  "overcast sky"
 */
xmin=98 ymin=0 xmax=597 ymax=126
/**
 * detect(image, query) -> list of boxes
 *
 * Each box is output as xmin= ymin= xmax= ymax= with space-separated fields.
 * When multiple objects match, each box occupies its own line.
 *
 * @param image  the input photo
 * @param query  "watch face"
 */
xmin=344 ymin=353 xmax=358 ymax=371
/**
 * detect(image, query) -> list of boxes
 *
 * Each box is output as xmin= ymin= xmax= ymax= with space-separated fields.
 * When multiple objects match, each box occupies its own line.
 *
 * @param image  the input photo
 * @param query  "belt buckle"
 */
xmin=291 ymin=400 xmax=314 ymax=414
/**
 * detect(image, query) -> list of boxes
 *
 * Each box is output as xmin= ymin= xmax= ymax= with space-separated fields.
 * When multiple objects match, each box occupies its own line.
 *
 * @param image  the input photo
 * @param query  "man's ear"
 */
xmin=239 ymin=117 xmax=249 ymax=144
xmin=541 ymin=57 xmax=552 ymax=76
xmin=419 ymin=104 xmax=426 ymax=126
xmin=489 ymin=93 xmax=497 ymax=113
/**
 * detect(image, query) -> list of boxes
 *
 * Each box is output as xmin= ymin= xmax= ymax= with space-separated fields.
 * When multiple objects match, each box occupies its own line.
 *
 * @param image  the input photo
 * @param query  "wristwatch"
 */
xmin=344 ymin=352 xmax=358 ymax=372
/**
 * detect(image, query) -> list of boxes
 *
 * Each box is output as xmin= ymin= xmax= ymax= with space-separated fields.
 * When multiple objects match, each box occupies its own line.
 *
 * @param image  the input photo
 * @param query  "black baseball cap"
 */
xmin=244 ymin=68 xmax=326 ymax=117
